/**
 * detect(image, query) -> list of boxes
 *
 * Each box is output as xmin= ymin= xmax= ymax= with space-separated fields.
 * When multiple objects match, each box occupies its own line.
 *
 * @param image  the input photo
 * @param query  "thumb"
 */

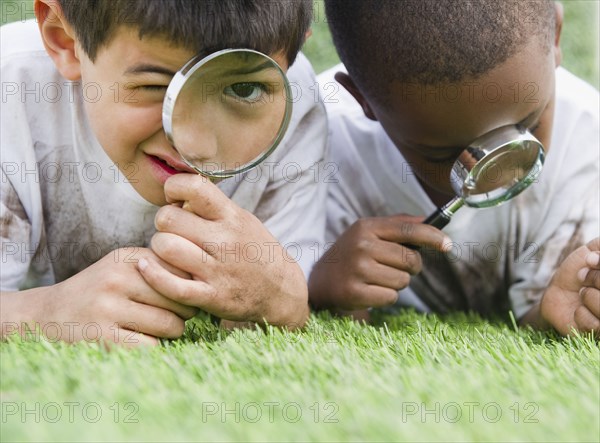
xmin=552 ymin=243 xmax=594 ymax=293
xmin=585 ymin=237 xmax=600 ymax=254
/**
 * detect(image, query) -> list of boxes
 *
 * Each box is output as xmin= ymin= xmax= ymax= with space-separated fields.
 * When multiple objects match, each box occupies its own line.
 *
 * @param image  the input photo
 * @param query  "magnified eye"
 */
xmin=223 ymin=82 xmax=267 ymax=103
xmin=141 ymin=85 xmax=168 ymax=91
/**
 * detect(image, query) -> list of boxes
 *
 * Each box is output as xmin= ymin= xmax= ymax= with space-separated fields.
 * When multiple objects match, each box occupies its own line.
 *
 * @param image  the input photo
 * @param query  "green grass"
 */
xmin=560 ymin=0 xmax=600 ymax=87
xmin=303 ymin=0 xmax=599 ymax=87
xmin=1 ymin=312 xmax=599 ymax=442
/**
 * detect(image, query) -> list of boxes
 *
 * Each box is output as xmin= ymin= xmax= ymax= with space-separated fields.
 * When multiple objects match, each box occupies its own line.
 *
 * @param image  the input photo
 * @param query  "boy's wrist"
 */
xmin=264 ymin=263 xmax=310 ymax=329
xmin=0 ymin=287 xmax=51 ymax=338
xmin=265 ymin=299 xmax=310 ymax=330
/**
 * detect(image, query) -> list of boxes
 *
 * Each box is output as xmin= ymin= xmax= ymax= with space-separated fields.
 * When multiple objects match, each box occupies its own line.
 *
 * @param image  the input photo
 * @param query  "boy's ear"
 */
xmin=334 ymin=72 xmax=378 ymax=121
xmin=553 ymin=1 xmax=564 ymax=67
xmin=34 ymin=0 xmax=81 ymax=80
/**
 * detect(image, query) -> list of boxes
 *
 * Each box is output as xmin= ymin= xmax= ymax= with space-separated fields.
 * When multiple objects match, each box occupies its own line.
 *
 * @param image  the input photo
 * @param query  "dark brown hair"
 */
xmin=325 ymin=0 xmax=556 ymax=100
xmin=57 ymin=0 xmax=312 ymax=66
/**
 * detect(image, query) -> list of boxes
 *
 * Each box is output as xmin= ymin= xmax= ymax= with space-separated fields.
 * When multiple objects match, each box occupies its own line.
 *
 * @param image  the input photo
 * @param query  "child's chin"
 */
xmin=147 ymin=193 xmax=169 ymax=207
xmin=133 ymin=183 xmax=168 ymax=207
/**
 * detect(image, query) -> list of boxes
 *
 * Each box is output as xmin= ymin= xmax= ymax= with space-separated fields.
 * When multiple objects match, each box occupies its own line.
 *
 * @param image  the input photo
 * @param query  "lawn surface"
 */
xmin=2 ymin=312 xmax=599 ymax=442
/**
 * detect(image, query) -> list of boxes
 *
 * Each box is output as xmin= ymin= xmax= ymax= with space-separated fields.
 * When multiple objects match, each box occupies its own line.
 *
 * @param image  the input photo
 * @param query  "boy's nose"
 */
xmin=169 ymin=103 xmax=222 ymax=170
xmin=173 ymin=124 xmax=219 ymax=166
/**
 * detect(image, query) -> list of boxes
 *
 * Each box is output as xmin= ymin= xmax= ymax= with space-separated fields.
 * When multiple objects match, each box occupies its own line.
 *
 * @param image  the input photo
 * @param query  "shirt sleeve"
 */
xmin=259 ymin=101 xmax=329 ymax=277
xmin=1 ymin=168 xmax=34 ymax=291
xmin=509 ymin=107 xmax=600 ymax=319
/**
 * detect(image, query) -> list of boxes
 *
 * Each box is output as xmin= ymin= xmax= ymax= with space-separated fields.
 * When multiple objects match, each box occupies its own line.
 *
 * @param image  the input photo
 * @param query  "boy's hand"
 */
xmin=137 ymin=174 xmax=309 ymax=329
xmin=539 ymin=238 xmax=600 ymax=337
xmin=308 ymin=215 xmax=451 ymax=311
xmin=1 ymin=248 xmax=198 ymax=346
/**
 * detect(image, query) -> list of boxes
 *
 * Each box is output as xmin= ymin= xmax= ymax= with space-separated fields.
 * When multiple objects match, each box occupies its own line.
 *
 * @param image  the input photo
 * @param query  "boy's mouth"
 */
xmin=148 ymin=154 xmax=196 ymax=175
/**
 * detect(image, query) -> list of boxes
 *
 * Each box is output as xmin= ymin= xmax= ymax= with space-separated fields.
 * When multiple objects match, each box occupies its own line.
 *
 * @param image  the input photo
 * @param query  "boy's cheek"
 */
xmin=85 ymin=100 xmax=162 ymax=147
xmin=532 ymin=99 xmax=556 ymax=153
xmin=115 ymin=107 xmax=163 ymax=142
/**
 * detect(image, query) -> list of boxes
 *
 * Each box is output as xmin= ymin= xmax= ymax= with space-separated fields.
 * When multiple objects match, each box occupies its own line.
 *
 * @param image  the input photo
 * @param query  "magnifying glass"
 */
xmin=424 ymin=125 xmax=545 ymax=229
xmin=162 ymin=49 xmax=292 ymax=179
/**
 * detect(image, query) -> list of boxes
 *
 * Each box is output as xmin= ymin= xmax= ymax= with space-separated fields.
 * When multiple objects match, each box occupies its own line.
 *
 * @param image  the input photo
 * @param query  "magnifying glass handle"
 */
xmin=423 ymin=196 xmax=465 ymax=230
xmin=404 ymin=209 xmax=449 ymax=250
xmin=423 ymin=207 xmax=452 ymax=230
xmin=405 ymin=197 xmax=464 ymax=250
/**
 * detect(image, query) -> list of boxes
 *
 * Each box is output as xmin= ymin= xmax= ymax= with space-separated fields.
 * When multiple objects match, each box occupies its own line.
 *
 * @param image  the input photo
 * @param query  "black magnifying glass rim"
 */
xmin=454 ymin=127 xmax=546 ymax=208
xmin=162 ymin=48 xmax=293 ymax=178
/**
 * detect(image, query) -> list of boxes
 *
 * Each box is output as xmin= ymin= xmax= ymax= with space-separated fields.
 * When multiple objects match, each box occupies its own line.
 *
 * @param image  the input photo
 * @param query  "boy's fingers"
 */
xmin=132 ymin=258 xmax=200 ymax=320
xmin=574 ymin=304 xmax=600 ymax=335
xmin=163 ymin=174 xmax=233 ymax=220
xmin=150 ymin=255 xmax=192 ymax=280
xmin=371 ymin=241 xmax=423 ymax=275
xmin=118 ymin=246 xmax=191 ymax=279
xmin=115 ymin=302 xmax=186 ymax=339
xmin=585 ymin=238 xmax=600 ymax=253
xmin=361 ymin=284 xmax=400 ymax=308
xmin=154 ymin=205 xmax=219 ymax=247
xmin=111 ymin=328 xmax=160 ymax=348
xmin=581 ymin=287 xmax=600 ymax=318
xmin=585 ymin=251 xmax=600 ymax=269
xmin=138 ymin=256 xmax=217 ymax=311
xmin=358 ymin=262 xmax=411 ymax=291
xmin=578 ymin=269 xmax=600 ymax=288
xmin=150 ymin=233 xmax=215 ymax=277
xmin=371 ymin=216 xmax=452 ymax=251
xmin=133 ymin=249 xmax=192 ymax=280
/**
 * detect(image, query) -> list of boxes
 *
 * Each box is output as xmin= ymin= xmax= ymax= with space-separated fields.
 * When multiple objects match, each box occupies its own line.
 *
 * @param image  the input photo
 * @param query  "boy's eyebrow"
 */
xmin=123 ymin=64 xmax=177 ymax=76
xmin=123 ymin=61 xmax=277 ymax=78
xmin=224 ymin=61 xmax=278 ymax=77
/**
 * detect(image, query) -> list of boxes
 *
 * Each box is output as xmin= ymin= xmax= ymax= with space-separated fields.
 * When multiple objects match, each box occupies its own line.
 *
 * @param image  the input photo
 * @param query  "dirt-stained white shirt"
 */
xmin=318 ymin=64 xmax=599 ymax=319
xmin=1 ymin=20 xmax=328 ymax=290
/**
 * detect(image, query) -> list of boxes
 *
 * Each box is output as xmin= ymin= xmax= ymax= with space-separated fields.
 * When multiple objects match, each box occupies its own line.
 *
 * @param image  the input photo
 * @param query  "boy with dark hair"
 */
xmin=1 ymin=0 xmax=327 ymax=345
xmin=310 ymin=0 xmax=600 ymax=335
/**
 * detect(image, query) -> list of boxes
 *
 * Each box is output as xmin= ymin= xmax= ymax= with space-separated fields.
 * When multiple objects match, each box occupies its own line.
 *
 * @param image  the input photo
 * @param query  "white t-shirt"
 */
xmin=0 ymin=20 xmax=328 ymax=290
xmin=317 ymin=64 xmax=600 ymax=319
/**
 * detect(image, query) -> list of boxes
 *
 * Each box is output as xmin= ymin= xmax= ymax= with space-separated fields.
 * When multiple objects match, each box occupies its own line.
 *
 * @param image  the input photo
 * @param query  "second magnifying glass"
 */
xmin=425 ymin=125 xmax=545 ymax=229
xmin=163 ymin=49 xmax=293 ymax=179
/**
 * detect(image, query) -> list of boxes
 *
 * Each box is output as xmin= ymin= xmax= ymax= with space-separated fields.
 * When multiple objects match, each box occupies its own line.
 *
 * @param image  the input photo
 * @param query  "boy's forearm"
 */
xmin=0 ymin=288 xmax=48 ymax=339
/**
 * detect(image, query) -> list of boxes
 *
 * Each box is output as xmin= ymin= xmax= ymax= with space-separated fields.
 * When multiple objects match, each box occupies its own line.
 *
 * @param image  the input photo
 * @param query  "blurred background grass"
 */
xmin=1 ymin=0 xmax=598 ymax=85
xmin=304 ymin=0 xmax=600 ymax=87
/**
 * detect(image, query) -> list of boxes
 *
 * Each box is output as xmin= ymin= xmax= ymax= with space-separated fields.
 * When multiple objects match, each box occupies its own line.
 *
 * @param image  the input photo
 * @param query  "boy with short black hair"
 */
xmin=1 ymin=0 xmax=327 ymax=345
xmin=310 ymin=0 xmax=600 ymax=335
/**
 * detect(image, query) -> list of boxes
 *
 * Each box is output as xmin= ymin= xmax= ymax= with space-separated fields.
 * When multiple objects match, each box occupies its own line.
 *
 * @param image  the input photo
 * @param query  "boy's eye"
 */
xmin=223 ymin=82 xmax=267 ymax=103
xmin=140 ymin=85 xmax=168 ymax=91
